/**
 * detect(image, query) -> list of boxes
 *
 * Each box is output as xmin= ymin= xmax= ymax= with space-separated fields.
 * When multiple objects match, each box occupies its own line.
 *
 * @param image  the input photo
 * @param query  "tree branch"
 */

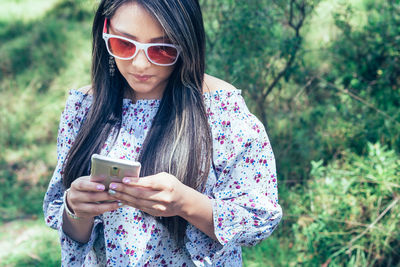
xmin=262 ymin=0 xmax=307 ymax=99
xmin=325 ymin=79 xmax=400 ymax=126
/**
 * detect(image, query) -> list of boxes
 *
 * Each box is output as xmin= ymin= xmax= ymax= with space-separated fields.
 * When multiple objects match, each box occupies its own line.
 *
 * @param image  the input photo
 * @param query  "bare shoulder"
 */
xmin=77 ymin=85 xmax=93 ymax=95
xmin=203 ymin=74 xmax=237 ymax=94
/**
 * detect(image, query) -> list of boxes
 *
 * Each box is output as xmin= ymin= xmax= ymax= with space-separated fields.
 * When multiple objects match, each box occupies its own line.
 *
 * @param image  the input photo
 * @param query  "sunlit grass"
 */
xmin=0 ymin=217 xmax=60 ymax=267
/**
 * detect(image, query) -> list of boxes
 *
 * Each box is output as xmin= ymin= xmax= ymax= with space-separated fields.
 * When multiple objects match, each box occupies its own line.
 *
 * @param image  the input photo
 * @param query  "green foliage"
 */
xmin=0 ymin=0 xmax=92 ymax=222
xmin=243 ymin=232 xmax=297 ymax=266
xmin=0 ymin=0 xmax=399 ymax=266
xmin=202 ymin=0 xmax=320 ymax=124
xmin=285 ymin=143 xmax=400 ymax=265
xmin=325 ymin=0 xmax=400 ymax=151
xmin=266 ymin=0 xmax=400 ymax=182
xmin=0 ymin=0 xmax=92 ymax=86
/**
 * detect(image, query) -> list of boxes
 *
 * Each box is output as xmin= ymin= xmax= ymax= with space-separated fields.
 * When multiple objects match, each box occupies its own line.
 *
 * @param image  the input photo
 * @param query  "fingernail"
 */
xmin=108 ymin=189 xmax=116 ymax=195
xmin=123 ymin=177 xmax=131 ymax=183
xmin=96 ymin=184 xmax=105 ymax=191
xmin=118 ymin=202 xmax=124 ymax=207
xmin=110 ymin=183 xmax=117 ymax=190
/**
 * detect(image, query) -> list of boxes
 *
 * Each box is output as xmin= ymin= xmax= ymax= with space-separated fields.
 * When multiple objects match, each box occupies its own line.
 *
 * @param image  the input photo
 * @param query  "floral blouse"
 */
xmin=43 ymin=88 xmax=282 ymax=267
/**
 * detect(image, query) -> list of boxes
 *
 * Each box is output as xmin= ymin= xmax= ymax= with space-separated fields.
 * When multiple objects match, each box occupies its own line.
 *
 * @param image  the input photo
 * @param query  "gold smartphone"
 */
xmin=90 ymin=154 xmax=141 ymax=189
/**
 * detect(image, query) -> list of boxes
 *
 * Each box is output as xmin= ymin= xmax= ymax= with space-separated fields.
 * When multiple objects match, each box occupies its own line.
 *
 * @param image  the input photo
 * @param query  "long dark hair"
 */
xmin=62 ymin=0 xmax=212 ymax=242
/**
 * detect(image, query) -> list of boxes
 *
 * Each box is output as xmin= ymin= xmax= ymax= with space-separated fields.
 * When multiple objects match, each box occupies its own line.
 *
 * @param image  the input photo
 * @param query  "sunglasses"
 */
xmin=102 ymin=18 xmax=180 ymax=66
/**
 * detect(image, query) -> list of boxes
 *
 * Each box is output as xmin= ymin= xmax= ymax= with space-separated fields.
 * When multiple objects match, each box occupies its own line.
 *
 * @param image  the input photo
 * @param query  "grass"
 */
xmin=0 ymin=217 xmax=60 ymax=267
xmin=0 ymin=220 xmax=291 ymax=267
xmin=0 ymin=0 xmax=92 ymax=234
xmin=242 ymin=231 xmax=297 ymax=267
xmin=0 ymin=0 xmax=93 ymax=224
xmin=0 ymin=1 xmax=93 ymax=265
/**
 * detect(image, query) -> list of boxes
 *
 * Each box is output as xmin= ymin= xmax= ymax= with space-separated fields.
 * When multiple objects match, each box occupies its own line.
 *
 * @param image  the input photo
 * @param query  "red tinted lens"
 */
xmin=108 ymin=37 xmax=136 ymax=58
xmin=148 ymin=45 xmax=178 ymax=64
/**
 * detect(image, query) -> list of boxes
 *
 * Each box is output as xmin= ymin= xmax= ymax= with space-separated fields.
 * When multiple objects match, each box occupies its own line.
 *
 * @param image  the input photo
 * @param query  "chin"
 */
xmin=127 ymin=81 xmax=163 ymax=100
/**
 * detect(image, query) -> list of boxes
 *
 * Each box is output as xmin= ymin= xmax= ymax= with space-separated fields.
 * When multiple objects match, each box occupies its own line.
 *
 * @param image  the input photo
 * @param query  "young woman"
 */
xmin=43 ymin=0 xmax=282 ymax=266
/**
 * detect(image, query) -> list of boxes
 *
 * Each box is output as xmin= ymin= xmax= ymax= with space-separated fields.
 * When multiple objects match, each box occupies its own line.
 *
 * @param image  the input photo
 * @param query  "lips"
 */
xmin=132 ymin=74 xmax=153 ymax=82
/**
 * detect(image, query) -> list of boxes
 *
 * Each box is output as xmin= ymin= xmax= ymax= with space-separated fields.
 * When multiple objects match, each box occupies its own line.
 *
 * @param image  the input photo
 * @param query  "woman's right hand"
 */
xmin=66 ymin=176 xmax=122 ymax=220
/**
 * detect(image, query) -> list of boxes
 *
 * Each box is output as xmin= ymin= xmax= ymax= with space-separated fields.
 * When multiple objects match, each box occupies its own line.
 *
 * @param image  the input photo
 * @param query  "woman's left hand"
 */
xmin=107 ymin=172 xmax=188 ymax=217
xmin=108 ymin=172 xmax=217 ymax=241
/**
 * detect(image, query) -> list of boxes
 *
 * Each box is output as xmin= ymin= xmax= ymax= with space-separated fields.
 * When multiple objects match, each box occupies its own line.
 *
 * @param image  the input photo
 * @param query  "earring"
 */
xmin=109 ymin=56 xmax=115 ymax=77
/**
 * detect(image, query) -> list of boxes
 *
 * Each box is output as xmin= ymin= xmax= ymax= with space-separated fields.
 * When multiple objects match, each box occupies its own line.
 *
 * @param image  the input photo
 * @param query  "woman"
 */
xmin=43 ymin=0 xmax=282 ymax=266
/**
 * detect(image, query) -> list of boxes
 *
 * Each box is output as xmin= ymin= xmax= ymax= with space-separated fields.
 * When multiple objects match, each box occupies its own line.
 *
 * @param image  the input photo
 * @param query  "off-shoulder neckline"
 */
xmin=69 ymin=88 xmax=243 ymax=106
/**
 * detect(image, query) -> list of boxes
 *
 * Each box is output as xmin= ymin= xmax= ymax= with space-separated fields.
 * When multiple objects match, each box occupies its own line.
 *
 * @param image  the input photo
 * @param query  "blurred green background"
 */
xmin=0 ymin=0 xmax=399 ymax=266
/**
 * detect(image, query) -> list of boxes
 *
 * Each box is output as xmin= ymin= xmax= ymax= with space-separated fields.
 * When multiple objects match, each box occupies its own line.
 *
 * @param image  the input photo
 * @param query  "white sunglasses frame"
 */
xmin=102 ymin=19 xmax=180 ymax=67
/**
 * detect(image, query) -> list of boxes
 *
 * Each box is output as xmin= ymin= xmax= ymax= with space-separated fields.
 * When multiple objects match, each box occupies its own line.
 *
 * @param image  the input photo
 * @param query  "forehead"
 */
xmin=110 ymin=2 xmax=166 ymax=42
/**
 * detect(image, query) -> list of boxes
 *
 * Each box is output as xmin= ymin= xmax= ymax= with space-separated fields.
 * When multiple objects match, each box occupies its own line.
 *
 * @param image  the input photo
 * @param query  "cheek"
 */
xmin=115 ymin=60 xmax=130 ymax=74
xmin=159 ymin=66 xmax=175 ymax=79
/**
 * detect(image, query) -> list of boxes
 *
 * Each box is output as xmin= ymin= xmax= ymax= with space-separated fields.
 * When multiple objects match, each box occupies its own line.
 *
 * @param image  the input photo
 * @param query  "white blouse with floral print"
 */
xmin=43 ymin=88 xmax=282 ymax=267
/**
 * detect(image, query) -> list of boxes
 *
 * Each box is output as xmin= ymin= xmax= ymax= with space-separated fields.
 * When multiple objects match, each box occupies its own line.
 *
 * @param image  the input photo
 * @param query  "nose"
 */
xmin=131 ymin=49 xmax=151 ymax=68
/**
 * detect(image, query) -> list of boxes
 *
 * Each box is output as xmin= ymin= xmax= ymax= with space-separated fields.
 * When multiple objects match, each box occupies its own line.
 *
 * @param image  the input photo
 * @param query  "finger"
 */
xmin=71 ymin=176 xmax=108 ymax=192
xmin=121 ymin=176 xmax=165 ymax=191
xmin=69 ymin=190 xmax=118 ymax=206
xmin=109 ymin=191 xmax=167 ymax=214
xmin=109 ymin=184 xmax=166 ymax=202
xmin=74 ymin=201 xmax=123 ymax=217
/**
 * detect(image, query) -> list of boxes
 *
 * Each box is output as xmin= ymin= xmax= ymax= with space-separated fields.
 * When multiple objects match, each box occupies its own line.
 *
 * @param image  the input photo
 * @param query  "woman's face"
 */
xmin=110 ymin=2 xmax=175 ymax=101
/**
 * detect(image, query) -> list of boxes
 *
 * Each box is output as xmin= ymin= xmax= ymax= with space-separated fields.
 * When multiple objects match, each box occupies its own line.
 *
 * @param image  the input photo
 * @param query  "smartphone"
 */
xmin=90 ymin=154 xmax=141 ymax=189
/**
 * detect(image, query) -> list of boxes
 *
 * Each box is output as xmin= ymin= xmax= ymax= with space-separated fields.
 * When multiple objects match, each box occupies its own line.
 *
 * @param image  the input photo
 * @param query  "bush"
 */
xmin=286 ymin=143 xmax=400 ymax=265
xmin=267 ymin=0 xmax=400 ymax=183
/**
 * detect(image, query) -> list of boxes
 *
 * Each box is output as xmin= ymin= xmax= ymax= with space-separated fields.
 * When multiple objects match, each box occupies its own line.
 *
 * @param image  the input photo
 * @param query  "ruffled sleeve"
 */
xmin=185 ymin=90 xmax=282 ymax=265
xmin=43 ymin=90 xmax=103 ymax=266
